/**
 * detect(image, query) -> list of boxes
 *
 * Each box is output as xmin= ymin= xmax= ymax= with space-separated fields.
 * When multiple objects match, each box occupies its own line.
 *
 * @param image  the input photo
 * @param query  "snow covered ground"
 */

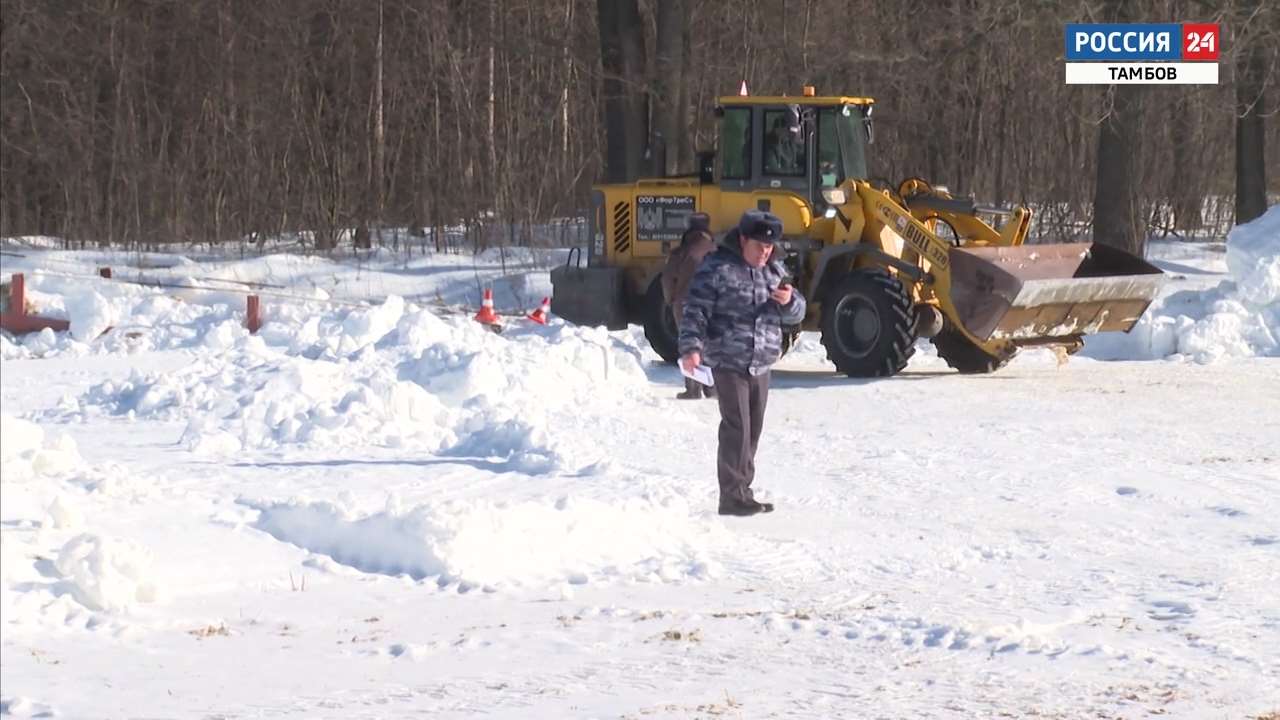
xmin=2 ymin=210 xmax=1278 ymax=719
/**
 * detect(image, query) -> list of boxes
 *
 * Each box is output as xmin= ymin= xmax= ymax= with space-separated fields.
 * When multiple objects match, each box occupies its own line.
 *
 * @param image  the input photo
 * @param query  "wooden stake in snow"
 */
xmin=246 ymin=295 xmax=262 ymax=334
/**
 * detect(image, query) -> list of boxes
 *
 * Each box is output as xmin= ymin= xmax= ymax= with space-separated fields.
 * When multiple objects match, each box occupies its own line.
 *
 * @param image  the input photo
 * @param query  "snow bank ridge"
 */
xmin=243 ymin=493 xmax=724 ymax=590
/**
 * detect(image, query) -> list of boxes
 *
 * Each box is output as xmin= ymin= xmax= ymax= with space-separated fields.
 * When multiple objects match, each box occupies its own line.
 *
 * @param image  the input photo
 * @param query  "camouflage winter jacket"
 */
xmin=678 ymin=230 xmax=806 ymax=375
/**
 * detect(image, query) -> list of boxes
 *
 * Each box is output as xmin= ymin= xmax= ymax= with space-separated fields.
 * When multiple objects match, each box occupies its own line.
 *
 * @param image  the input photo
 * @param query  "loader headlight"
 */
xmin=821 ymin=188 xmax=847 ymax=205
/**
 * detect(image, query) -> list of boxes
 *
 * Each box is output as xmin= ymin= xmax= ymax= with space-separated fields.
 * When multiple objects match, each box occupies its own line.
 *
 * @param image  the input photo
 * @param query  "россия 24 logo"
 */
xmin=1064 ymin=23 xmax=1219 ymax=85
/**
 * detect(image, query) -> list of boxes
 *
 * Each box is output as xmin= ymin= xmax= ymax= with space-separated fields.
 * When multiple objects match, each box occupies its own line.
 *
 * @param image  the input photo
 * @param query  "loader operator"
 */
xmin=764 ymin=115 xmax=803 ymax=175
xmin=679 ymin=210 xmax=806 ymax=517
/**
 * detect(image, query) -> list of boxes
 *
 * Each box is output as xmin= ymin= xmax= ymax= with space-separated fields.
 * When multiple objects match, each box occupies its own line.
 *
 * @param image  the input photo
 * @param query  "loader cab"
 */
xmin=716 ymin=94 xmax=873 ymax=212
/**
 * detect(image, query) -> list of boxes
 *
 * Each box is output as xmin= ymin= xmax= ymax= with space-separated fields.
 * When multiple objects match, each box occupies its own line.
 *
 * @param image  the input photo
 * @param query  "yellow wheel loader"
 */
xmin=552 ymin=88 xmax=1163 ymax=376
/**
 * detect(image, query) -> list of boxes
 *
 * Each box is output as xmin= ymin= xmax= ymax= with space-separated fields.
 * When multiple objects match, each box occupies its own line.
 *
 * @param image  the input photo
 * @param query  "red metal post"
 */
xmin=246 ymin=295 xmax=261 ymax=334
xmin=0 ymin=273 xmax=70 ymax=334
xmin=10 ymin=272 xmax=25 ymax=314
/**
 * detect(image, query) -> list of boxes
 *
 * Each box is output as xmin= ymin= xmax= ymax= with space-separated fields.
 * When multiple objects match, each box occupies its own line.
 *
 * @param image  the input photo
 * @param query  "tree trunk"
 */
xmin=1093 ymin=84 xmax=1146 ymax=256
xmin=561 ymin=0 xmax=574 ymax=157
xmin=1091 ymin=0 xmax=1146 ymax=256
xmin=676 ymin=0 xmax=694 ymax=171
xmin=1234 ymin=5 xmax=1267 ymax=225
xmin=653 ymin=0 xmax=686 ymax=176
xmin=597 ymin=0 xmax=646 ymax=183
xmin=373 ymin=0 xmax=385 ymax=234
xmin=1171 ymin=98 xmax=1201 ymax=232
xmin=487 ymin=0 xmax=498 ymax=203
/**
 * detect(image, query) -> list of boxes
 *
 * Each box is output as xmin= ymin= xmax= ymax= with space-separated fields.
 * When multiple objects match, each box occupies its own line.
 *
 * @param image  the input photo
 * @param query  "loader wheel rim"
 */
xmin=836 ymin=296 xmax=880 ymax=357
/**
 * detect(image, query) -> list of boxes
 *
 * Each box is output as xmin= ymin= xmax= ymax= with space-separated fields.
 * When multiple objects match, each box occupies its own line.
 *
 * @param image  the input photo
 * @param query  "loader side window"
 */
xmin=721 ymin=108 xmax=751 ymax=180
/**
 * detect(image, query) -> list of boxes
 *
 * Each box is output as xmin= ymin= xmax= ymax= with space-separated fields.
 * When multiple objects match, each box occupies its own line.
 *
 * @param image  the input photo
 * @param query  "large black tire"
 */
xmin=820 ymin=270 xmax=917 ymax=377
xmin=931 ymin=327 xmax=1014 ymax=374
xmin=642 ymin=277 xmax=680 ymax=363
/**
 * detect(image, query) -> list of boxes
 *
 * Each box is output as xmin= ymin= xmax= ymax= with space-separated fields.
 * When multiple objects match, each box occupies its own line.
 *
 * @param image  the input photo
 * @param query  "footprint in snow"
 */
xmin=1147 ymin=600 xmax=1196 ymax=621
xmin=1115 ymin=486 xmax=1139 ymax=496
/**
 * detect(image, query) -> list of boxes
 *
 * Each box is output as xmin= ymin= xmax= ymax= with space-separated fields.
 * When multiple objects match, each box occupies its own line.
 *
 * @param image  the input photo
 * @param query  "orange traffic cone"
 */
xmin=526 ymin=296 xmax=550 ymax=325
xmin=474 ymin=288 xmax=501 ymax=326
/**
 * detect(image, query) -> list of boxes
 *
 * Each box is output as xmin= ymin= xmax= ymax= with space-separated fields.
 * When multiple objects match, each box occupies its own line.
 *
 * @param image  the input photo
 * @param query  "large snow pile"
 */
xmin=1085 ymin=206 xmax=1280 ymax=362
xmin=42 ymin=295 xmax=648 ymax=474
xmin=1227 ymin=206 xmax=1280 ymax=306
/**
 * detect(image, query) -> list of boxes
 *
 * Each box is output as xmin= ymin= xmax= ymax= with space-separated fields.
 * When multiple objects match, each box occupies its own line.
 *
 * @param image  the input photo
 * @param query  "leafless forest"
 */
xmin=1 ymin=0 xmax=1275 ymax=252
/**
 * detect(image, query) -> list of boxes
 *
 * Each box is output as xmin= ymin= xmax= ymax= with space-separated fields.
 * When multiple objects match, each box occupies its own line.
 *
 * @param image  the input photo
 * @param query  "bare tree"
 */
xmin=653 ymin=0 xmax=686 ymax=176
xmin=597 ymin=0 xmax=646 ymax=183
xmin=0 ymin=0 xmax=1274 ymax=251
xmin=1234 ymin=0 xmax=1269 ymax=224
xmin=1092 ymin=1 xmax=1147 ymax=255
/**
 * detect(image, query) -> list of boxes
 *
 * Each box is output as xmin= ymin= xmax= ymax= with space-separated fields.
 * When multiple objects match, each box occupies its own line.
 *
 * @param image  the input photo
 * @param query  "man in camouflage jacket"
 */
xmin=678 ymin=210 xmax=806 ymax=516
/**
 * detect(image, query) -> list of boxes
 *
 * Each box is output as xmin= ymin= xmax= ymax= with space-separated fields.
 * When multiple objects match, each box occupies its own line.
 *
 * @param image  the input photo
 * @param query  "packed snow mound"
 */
xmin=46 ymin=494 xmax=85 ymax=530
xmin=62 ymin=297 xmax=647 ymax=470
xmin=63 ymin=289 xmax=119 ymax=341
xmin=1084 ymin=206 xmax=1280 ymax=362
xmin=1226 ymin=205 xmax=1280 ymax=306
xmin=0 ymin=415 xmax=84 ymax=480
xmin=243 ymin=493 xmax=725 ymax=590
xmin=76 ymin=347 xmax=458 ymax=452
xmin=53 ymin=533 xmax=162 ymax=613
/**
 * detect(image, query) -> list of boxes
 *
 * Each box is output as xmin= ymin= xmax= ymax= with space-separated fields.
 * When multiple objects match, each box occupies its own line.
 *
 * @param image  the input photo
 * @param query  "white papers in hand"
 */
xmin=680 ymin=363 xmax=714 ymax=387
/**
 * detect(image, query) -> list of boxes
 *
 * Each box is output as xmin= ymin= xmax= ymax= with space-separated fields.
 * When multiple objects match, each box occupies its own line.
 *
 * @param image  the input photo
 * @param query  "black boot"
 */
xmin=702 ymin=384 xmax=717 ymax=399
xmin=676 ymin=377 xmax=703 ymax=400
xmin=718 ymin=498 xmax=774 ymax=516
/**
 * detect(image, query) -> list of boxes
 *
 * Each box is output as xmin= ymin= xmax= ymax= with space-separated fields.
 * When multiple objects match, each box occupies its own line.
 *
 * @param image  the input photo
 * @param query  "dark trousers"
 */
xmin=711 ymin=368 xmax=770 ymax=505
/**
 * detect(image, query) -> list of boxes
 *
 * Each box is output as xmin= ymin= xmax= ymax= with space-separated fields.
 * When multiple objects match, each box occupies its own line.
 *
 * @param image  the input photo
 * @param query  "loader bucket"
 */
xmin=947 ymin=243 xmax=1163 ymax=343
xmin=550 ymin=264 xmax=628 ymax=330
